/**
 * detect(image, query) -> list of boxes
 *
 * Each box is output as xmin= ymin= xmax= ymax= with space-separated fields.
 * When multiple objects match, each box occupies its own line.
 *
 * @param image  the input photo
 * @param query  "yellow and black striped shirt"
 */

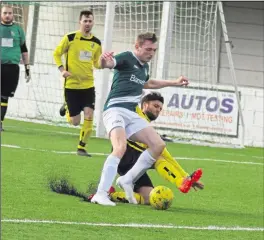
xmin=53 ymin=30 xmax=102 ymax=89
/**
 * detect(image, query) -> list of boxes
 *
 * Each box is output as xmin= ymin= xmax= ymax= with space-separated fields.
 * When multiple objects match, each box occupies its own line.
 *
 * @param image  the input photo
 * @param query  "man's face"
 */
xmin=79 ymin=14 xmax=94 ymax=34
xmin=1 ymin=7 xmax=14 ymax=24
xmin=142 ymin=100 xmax=163 ymax=121
xmin=135 ymin=40 xmax=157 ymax=63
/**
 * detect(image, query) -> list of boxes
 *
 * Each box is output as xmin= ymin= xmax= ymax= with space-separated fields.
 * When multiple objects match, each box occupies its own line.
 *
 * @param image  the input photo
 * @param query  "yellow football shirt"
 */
xmin=53 ymin=30 xmax=102 ymax=89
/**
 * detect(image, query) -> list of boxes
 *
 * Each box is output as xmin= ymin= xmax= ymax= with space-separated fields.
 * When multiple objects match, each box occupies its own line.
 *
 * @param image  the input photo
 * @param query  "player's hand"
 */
xmin=61 ymin=70 xmax=71 ymax=78
xmin=100 ymin=51 xmax=115 ymax=68
xmin=192 ymin=181 xmax=204 ymax=191
xmin=25 ymin=64 xmax=31 ymax=83
xmin=174 ymin=75 xmax=189 ymax=86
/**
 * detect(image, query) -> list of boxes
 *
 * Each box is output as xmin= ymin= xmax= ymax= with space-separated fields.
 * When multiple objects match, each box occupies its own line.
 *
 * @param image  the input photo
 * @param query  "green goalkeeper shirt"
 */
xmin=0 ymin=23 xmax=25 ymax=64
xmin=104 ymin=51 xmax=150 ymax=112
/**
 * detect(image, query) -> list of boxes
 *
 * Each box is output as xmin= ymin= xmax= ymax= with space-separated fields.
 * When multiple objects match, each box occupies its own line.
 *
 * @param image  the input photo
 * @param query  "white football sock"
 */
xmin=123 ymin=150 xmax=156 ymax=183
xmin=97 ymin=154 xmax=120 ymax=195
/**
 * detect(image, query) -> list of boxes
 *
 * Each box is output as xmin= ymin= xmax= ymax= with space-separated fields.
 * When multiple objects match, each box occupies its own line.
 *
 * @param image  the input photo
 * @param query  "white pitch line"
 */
xmin=6 ymin=125 xmax=80 ymax=136
xmin=1 ymin=219 xmax=263 ymax=232
xmin=175 ymin=157 xmax=264 ymax=165
xmin=224 ymin=152 xmax=263 ymax=160
xmin=1 ymin=144 xmax=263 ymax=166
xmin=5 ymin=124 xmax=264 ymax=159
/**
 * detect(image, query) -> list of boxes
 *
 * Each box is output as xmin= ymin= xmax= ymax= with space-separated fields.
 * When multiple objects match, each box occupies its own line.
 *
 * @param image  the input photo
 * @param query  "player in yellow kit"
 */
xmin=108 ymin=92 xmax=204 ymax=204
xmin=53 ymin=10 xmax=102 ymax=157
xmin=49 ymin=92 xmax=204 ymax=205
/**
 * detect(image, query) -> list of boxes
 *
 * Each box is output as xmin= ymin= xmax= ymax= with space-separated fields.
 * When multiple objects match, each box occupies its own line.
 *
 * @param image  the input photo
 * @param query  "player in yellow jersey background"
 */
xmin=53 ymin=10 xmax=102 ymax=157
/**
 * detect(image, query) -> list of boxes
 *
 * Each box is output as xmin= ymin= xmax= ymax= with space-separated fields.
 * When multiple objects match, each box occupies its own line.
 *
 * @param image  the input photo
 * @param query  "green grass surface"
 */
xmin=1 ymin=119 xmax=263 ymax=240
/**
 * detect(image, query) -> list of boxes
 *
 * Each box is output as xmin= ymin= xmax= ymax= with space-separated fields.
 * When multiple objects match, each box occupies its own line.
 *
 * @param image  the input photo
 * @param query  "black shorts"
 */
xmin=1 ymin=64 xmax=20 ymax=97
xmin=64 ymin=87 xmax=95 ymax=117
xmin=118 ymin=144 xmax=154 ymax=192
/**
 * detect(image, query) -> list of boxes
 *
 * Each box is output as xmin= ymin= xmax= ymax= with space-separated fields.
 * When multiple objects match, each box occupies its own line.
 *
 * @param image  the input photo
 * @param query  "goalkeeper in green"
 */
xmin=1 ymin=5 xmax=31 ymax=131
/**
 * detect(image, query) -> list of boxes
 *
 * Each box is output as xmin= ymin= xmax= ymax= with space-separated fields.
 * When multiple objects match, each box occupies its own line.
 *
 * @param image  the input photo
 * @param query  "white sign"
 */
xmin=154 ymin=87 xmax=239 ymax=137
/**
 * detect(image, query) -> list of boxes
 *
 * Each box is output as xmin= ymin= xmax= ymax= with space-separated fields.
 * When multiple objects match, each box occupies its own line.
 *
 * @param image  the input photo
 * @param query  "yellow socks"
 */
xmin=110 ymin=191 xmax=145 ymax=204
xmin=161 ymin=148 xmax=188 ymax=177
xmin=77 ymin=119 xmax=93 ymax=150
xmin=65 ymin=105 xmax=73 ymax=124
xmin=155 ymin=158 xmax=186 ymax=188
xmin=1 ymin=99 xmax=8 ymax=122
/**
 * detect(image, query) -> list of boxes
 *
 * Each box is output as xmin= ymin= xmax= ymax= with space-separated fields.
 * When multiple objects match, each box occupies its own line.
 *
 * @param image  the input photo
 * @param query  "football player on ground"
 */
xmin=92 ymin=92 xmax=204 ymax=204
xmin=49 ymin=92 xmax=203 ymax=205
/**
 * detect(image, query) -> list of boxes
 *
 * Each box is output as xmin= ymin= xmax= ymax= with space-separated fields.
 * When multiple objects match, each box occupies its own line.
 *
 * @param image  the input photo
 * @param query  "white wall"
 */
xmin=6 ymin=2 xmax=264 ymax=147
xmin=219 ymin=2 xmax=264 ymax=87
xmin=219 ymin=2 xmax=264 ymax=147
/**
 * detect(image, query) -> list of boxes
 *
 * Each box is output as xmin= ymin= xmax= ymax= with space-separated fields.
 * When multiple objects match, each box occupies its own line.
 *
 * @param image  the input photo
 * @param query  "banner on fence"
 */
xmin=154 ymin=87 xmax=239 ymax=137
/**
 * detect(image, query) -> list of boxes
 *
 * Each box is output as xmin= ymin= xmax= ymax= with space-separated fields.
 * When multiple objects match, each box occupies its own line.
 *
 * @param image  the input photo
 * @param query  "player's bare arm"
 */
xmin=144 ymin=76 xmax=189 ymax=89
xmin=21 ymin=51 xmax=29 ymax=65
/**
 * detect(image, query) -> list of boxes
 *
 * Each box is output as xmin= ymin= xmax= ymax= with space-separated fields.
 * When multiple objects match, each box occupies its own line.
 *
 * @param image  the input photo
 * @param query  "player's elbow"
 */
xmin=53 ymin=53 xmax=62 ymax=67
xmin=144 ymin=81 xmax=156 ymax=89
xmin=53 ymin=51 xmax=59 ymax=59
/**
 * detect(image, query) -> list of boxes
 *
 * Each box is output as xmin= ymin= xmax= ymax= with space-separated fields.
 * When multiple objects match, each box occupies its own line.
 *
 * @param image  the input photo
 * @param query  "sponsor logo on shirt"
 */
xmin=130 ymin=74 xmax=145 ymax=85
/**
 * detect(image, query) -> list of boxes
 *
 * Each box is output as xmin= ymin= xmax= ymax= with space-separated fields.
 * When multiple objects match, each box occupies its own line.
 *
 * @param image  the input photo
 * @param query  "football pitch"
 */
xmin=1 ymin=119 xmax=263 ymax=240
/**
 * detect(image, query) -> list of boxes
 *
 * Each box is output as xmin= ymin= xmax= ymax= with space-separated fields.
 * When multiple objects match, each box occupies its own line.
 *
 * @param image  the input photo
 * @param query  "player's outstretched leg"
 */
xmin=179 ymin=168 xmax=203 ymax=193
xmin=155 ymin=158 xmax=186 ymax=187
xmin=161 ymin=148 xmax=188 ymax=177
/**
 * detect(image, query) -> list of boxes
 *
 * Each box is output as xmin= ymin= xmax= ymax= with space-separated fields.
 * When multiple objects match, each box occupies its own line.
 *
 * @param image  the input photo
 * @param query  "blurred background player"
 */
xmin=49 ymin=92 xmax=203 ymax=205
xmin=53 ymin=10 xmax=102 ymax=157
xmin=0 ymin=5 xmax=31 ymax=131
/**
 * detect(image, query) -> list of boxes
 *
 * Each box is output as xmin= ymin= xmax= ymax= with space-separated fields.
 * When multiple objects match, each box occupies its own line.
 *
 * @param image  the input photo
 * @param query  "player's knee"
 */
xmin=150 ymin=140 xmax=165 ymax=157
xmin=83 ymin=107 xmax=94 ymax=118
xmin=112 ymin=144 xmax=127 ymax=159
xmin=71 ymin=118 xmax=80 ymax=126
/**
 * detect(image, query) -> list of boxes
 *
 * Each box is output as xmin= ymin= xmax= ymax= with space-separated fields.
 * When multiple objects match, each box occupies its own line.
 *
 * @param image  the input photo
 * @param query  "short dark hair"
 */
xmin=1 ymin=5 xmax=13 ymax=11
xmin=137 ymin=32 xmax=158 ymax=46
xmin=79 ymin=10 xmax=93 ymax=20
xmin=141 ymin=92 xmax=164 ymax=108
